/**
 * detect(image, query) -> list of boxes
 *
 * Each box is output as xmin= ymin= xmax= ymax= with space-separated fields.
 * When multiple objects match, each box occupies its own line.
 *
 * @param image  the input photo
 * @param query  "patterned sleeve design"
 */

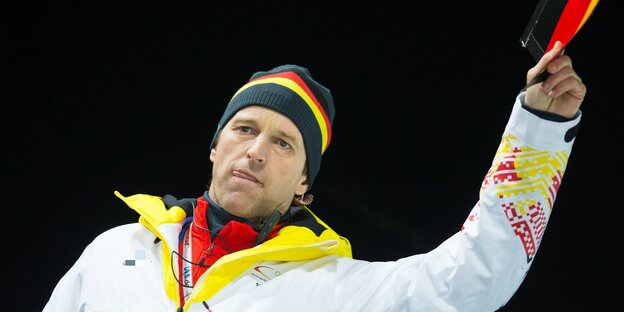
xmin=481 ymin=133 xmax=569 ymax=263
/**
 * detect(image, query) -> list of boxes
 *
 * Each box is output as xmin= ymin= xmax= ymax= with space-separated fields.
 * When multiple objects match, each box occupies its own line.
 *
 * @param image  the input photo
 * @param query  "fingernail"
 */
xmin=547 ymin=90 xmax=554 ymax=97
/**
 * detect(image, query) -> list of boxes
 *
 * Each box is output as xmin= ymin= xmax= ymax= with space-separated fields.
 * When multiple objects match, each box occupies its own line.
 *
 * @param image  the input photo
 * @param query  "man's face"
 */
xmin=208 ymin=106 xmax=309 ymax=221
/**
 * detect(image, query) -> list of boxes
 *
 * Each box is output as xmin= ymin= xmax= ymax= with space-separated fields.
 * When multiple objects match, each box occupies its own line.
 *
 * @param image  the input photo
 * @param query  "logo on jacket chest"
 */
xmin=122 ymin=249 xmax=153 ymax=266
xmin=249 ymin=265 xmax=281 ymax=286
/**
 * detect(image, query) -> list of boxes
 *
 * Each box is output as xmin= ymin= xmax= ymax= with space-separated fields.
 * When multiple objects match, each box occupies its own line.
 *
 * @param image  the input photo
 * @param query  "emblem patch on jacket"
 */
xmin=249 ymin=265 xmax=281 ymax=286
xmin=123 ymin=249 xmax=152 ymax=266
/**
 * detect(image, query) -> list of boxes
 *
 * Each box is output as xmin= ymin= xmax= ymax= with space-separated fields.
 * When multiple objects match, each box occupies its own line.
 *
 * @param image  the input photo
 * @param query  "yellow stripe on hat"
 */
xmin=231 ymin=76 xmax=330 ymax=153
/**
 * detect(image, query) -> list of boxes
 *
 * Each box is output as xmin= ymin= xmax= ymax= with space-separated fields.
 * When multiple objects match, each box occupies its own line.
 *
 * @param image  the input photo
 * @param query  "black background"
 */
xmin=5 ymin=1 xmax=623 ymax=311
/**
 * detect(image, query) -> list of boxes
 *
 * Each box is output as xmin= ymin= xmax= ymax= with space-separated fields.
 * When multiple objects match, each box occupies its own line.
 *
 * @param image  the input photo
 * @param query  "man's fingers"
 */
xmin=542 ymin=65 xmax=573 ymax=92
xmin=541 ymin=41 xmax=565 ymax=66
xmin=527 ymin=41 xmax=566 ymax=84
xmin=546 ymin=76 xmax=584 ymax=98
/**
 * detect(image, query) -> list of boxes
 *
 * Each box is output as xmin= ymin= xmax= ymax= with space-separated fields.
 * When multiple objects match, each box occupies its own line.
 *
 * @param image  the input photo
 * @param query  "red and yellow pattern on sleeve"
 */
xmin=481 ymin=133 xmax=569 ymax=263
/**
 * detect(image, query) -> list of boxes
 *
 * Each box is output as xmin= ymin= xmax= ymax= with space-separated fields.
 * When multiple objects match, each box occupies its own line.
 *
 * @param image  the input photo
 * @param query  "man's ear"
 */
xmin=295 ymin=175 xmax=309 ymax=195
xmin=210 ymin=147 xmax=217 ymax=163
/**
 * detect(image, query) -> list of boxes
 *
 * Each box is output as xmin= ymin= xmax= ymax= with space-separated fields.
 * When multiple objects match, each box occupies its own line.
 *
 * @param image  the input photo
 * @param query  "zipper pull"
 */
xmin=198 ymin=243 xmax=215 ymax=266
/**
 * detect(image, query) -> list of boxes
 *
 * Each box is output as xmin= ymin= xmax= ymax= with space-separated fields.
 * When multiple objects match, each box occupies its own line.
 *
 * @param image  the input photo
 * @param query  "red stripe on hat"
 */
xmin=253 ymin=71 xmax=333 ymax=150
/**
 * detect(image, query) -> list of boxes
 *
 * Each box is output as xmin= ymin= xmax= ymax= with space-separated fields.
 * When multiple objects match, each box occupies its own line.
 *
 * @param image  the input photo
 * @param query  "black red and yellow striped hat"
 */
xmin=210 ymin=64 xmax=335 ymax=189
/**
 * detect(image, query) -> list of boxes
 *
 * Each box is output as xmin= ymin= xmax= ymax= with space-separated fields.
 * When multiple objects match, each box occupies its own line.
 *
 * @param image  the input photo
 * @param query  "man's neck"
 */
xmin=202 ymin=191 xmax=260 ymax=239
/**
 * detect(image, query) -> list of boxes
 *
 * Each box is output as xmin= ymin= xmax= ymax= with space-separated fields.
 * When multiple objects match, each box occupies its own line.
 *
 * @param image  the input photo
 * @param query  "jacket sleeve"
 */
xmin=333 ymin=92 xmax=581 ymax=311
xmin=42 ymin=243 xmax=92 ymax=312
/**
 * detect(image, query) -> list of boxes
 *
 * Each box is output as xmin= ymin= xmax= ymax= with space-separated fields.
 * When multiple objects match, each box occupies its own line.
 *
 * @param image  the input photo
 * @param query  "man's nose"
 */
xmin=247 ymin=136 xmax=268 ymax=164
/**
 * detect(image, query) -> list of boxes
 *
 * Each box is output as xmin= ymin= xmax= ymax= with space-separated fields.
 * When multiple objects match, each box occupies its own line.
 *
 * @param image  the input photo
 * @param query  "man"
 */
xmin=44 ymin=40 xmax=586 ymax=311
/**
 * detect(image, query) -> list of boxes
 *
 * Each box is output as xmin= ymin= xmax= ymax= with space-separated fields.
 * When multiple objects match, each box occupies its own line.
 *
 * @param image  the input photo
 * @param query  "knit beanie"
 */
xmin=210 ymin=64 xmax=335 ymax=190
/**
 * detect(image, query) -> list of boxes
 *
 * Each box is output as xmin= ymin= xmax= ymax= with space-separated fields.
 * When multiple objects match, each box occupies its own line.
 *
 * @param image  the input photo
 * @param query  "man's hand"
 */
xmin=525 ymin=41 xmax=587 ymax=119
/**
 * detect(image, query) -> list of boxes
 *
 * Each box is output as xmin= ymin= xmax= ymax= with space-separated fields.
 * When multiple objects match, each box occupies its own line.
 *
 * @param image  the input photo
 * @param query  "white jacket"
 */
xmin=43 ymin=93 xmax=581 ymax=312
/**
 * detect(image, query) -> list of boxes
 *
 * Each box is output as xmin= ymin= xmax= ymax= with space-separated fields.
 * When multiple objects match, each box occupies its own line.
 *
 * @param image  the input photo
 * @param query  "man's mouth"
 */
xmin=232 ymin=170 xmax=262 ymax=185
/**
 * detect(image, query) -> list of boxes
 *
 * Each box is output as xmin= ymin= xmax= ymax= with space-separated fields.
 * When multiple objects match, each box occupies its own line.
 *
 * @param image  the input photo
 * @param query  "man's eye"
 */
xmin=277 ymin=140 xmax=291 ymax=149
xmin=239 ymin=126 xmax=252 ymax=133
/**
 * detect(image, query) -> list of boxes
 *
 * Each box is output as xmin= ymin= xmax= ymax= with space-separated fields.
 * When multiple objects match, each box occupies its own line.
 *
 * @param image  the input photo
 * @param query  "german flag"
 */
xmin=520 ymin=0 xmax=600 ymax=61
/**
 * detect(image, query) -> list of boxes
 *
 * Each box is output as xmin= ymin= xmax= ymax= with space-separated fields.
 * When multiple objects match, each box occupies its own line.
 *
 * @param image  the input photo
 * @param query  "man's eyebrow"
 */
xmin=231 ymin=118 xmax=259 ymax=127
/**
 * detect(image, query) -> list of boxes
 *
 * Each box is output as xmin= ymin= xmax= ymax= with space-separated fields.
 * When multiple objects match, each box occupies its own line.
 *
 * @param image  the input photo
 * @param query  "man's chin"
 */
xmin=217 ymin=194 xmax=260 ymax=218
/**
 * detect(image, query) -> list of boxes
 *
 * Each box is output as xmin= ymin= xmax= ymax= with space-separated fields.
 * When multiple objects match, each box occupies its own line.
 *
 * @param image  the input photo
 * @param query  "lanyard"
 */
xmin=179 ymin=223 xmax=194 ymax=306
